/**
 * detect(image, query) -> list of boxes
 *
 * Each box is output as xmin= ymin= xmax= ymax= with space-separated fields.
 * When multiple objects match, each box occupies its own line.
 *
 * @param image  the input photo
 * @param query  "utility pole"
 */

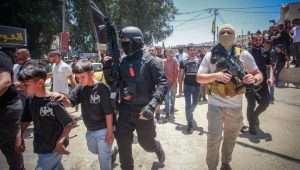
xmin=61 ymin=0 xmax=67 ymax=60
xmin=213 ymin=8 xmax=218 ymax=44
xmin=87 ymin=0 xmax=103 ymax=61
xmin=216 ymin=25 xmax=219 ymax=42
xmin=241 ymin=29 xmax=244 ymax=47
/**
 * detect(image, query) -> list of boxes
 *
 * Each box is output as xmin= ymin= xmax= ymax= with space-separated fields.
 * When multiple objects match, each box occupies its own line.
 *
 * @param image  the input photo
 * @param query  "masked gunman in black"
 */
xmin=114 ymin=26 xmax=168 ymax=170
xmin=0 ymin=48 xmax=25 ymax=170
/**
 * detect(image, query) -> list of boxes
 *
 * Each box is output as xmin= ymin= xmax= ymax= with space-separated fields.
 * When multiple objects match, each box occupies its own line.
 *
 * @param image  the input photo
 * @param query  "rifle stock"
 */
xmin=89 ymin=0 xmax=121 ymax=104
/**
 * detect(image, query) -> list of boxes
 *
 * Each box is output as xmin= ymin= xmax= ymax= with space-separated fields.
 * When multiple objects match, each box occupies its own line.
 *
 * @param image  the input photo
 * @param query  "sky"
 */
xmin=161 ymin=0 xmax=299 ymax=47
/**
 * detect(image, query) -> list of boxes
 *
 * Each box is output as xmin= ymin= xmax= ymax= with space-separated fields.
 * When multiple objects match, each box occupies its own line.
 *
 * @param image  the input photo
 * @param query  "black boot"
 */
xmin=249 ymin=126 xmax=257 ymax=135
xmin=220 ymin=163 xmax=232 ymax=170
xmin=187 ymin=122 xmax=193 ymax=133
xmin=155 ymin=142 xmax=165 ymax=164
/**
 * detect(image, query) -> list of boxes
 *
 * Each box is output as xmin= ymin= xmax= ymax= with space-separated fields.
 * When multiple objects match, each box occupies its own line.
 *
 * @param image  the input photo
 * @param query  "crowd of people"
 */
xmin=0 ymin=18 xmax=299 ymax=170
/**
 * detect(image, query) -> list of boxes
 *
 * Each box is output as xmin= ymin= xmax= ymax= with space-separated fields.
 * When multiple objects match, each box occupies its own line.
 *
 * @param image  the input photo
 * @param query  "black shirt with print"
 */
xmin=249 ymin=48 xmax=272 ymax=81
xmin=69 ymin=82 xmax=113 ymax=131
xmin=180 ymin=58 xmax=201 ymax=86
xmin=21 ymin=97 xmax=73 ymax=154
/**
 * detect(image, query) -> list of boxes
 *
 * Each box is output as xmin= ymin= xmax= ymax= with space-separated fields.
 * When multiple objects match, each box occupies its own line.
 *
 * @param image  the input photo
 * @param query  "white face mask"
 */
xmin=219 ymin=34 xmax=235 ymax=50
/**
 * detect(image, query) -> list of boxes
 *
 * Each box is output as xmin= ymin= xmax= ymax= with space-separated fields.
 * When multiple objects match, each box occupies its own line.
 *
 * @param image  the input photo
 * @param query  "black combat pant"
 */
xmin=274 ymin=62 xmax=285 ymax=86
xmin=0 ymin=138 xmax=24 ymax=170
xmin=116 ymin=103 xmax=163 ymax=170
xmin=246 ymin=83 xmax=270 ymax=129
xmin=0 ymin=99 xmax=24 ymax=170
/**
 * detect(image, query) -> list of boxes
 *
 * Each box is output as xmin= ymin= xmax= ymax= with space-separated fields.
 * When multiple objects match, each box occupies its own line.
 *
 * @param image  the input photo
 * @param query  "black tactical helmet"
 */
xmin=119 ymin=26 xmax=144 ymax=55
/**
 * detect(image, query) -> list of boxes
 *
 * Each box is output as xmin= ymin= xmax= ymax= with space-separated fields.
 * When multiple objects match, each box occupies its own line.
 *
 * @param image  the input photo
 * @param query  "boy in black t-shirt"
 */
xmin=60 ymin=60 xmax=114 ymax=170
xmin=179 ymin=47 xmax=201 ymax=133
xmin=17 ymin=64 xmax=74 ymax=170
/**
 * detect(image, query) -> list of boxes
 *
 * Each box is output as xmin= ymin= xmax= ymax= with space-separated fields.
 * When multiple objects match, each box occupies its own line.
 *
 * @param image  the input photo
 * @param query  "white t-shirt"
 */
xmin=198 ymin=50 xmax=258 ymax=108
xmin=176 ymin=52 xmax=188 ymax=63
xmin=291 ymin=25 xmax=300 ymax=43
xmin=52 ymin=61 xmax=72 ymax=94
xmin=13 ymin=64 xmax=22 ymax=82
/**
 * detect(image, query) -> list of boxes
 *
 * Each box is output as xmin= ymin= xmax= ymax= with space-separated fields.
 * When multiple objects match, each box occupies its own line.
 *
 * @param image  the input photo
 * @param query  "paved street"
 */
xmin=1 ymin=87 xmax=300 ymax=170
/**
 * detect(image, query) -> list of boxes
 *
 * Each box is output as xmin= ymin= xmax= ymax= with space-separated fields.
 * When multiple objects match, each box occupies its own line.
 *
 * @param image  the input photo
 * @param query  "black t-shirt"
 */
xmin=21 ymin=97 xmax=73 ymax=154
xmin=69 ymin=82 xmax=113 ymax=131
xmin=273 ymin=30 xmax=290 ymax=46
xmin=0 ymin=51 xmax=18 ymax=108
xmin=250 ymin=48 xmax=271 ymax=80
xmin=180 ymin=58 xmax=200 ymax=86
xmin=275 ymin=52 xmax=286 ymax=65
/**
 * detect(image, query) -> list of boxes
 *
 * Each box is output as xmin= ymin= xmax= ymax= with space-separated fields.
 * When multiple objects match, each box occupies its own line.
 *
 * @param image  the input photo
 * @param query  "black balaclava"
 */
xmin=119 ymin=26 xmax=144 ymax=56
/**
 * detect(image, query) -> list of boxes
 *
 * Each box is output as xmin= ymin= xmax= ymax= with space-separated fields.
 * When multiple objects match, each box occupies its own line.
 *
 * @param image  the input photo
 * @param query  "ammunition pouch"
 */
xmin=207 ymin=81 xmax=245 ymax=97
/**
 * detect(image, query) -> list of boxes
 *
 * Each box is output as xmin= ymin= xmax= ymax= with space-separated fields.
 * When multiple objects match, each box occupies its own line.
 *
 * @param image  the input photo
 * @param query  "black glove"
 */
xmin=140 ymin=105 xmax=155 ymax=120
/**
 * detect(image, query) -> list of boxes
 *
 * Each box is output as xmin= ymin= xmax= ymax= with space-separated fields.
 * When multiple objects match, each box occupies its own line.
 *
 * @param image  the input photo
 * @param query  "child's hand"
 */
xmin=105 ymin=132 xmax=114 ymax=145
xmin=54 ymin=142 xmax=70 ymax=155
xmin=49 ymin=92 xmax=66 ymax=102
xmin=15 ymin=136 xmax=25 ymax=153
xmin=267 ymin=78 xmax=273 ymax=86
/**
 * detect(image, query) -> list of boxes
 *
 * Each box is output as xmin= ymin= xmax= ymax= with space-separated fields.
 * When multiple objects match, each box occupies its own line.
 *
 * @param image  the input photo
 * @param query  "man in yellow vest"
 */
xmin=197 ymin=24 xmax=263 ymax=170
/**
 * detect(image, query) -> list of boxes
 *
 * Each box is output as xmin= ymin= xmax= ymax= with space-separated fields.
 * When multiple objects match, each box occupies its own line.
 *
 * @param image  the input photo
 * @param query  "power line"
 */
xmin=173 ymin=4 xmax=281 ymax=31
xmin=217 ymin=12 xmax=226 ymax=24
xmin=218 ymin=4 xmax=280 ymax=10
xmin=176 ymin=9 xmax=210 ymax=15
xmin=175 ymin=17 xmax=212 ymax=31
xmin=175 ymin=13 xmax=212 ymax=28
xmin=176 ymin=4 xmax=281 ymax=15
xmin=174 ymin=15 xmax=213 ymax=22
xmin=221 ymin=9 xmax=278 ymax=14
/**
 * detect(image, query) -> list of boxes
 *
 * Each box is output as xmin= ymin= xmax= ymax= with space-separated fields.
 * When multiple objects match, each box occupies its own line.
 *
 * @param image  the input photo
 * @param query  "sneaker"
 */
xmin=240 ymin=125 xmax=248 ymax=133
xmin=111 ymin=147 xmax=118 ymax=166
xmin=220 ymin=163 xmax=232 ymax=170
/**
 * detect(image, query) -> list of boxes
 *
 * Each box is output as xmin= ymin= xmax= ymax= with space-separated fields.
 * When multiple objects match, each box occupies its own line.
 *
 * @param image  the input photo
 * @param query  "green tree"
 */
xmin=67 ymin=0 xmax=177 ymax=52
xmin=109 ymin=0 xmax=177 ymax=44
xmin=0 ymin=0 xmax=176 ymax=56
xmin=66 ymin=0 xmax=97 ymax=53
xmin=0 ymin=0 xmax=62 ymax=58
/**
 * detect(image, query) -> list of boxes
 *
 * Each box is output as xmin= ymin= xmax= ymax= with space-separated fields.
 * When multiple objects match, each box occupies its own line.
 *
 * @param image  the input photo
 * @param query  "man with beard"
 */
xmin=13 ymin=48 xmax=31 ymax=83
xmin=197 ymin=24 xmax=263 ymax=170
xmin=241 ymin=35 xmax=273 ymax=135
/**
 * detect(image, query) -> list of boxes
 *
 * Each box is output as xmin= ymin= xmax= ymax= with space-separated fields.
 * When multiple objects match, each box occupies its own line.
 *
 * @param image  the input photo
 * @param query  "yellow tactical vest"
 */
xmin=207 ymin=47 xmax=246 ymax=97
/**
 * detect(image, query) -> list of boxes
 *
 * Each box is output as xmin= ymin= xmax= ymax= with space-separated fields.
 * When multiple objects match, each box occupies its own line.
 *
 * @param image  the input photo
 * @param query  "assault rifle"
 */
xmin=89 ymin=0 xmax=121 ymax=104
xmin=211 ymin=44 xmax=261 ymax=100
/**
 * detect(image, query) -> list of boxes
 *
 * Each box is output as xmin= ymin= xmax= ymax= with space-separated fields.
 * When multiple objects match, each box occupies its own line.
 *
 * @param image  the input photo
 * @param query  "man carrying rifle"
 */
xmin=0 ymin=48 xmax=24 ymax=170
xmin=88 ymin=1 xmax=167 ymax=168
xmin=196 ymin=24 xmax=263 ymax=170
xmin=115 ymin=26 xmax=168 ymax=170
